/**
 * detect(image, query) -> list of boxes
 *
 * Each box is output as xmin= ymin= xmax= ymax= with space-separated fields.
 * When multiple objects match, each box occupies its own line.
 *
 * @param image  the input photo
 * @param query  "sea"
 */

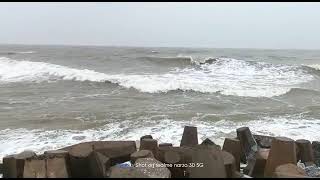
xmin=1 ymin=44 xmax=320 ymax=161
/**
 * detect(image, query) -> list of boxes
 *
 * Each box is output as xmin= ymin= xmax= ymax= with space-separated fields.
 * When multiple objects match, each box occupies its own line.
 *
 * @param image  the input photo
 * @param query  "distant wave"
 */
xmin=141 ymin=55 xmax=218 ymax=66
xmin=0 ymin=51 xmax=36 ymax=55
xmin=0 ymin=57 xmax=315 ymax=97
xmin=305 ymin=64 xmax=320 ymax=71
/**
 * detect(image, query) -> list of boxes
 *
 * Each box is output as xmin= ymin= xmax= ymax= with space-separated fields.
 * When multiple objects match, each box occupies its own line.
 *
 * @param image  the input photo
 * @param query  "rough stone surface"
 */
xmin=46 ymin=156 xmax=69 ymax=178
xmin=130 ymin=150 xmax=154 ymax=164
xmin=159 ymin=143 xmax=173 ymax=147
xmin=222 ymin=138 xmax=241 ymax=171
xmin=140 ymin=139 xmax=158 ymax=160
xmin=140 ymin=135 xmax=153 ymax=141
xmin=180 ymin=126 xmax=198 ymax=147
xmin=187 ymin=146 xmax=227 ymax=178
xmin=108 ymin=166 xmax=148 ymax=178
xmin=253 ymin=134 xmax=274 ymax=148
xmin=222 ymin=151 xmax=236 ymax=178
xmin=236 ymin=127 xmax=258 ymax=164
xmin=2 ymin=151 xmax=36 ymax=178
xmin=134 ymin=158 xmax=171 ymax=178
xmin=296 ymin=139 xmax=314 ymax=163
xmin=23 ymin=157 xmax=46 ymax=178
xmin=89 ymin=151 xmax=110 ymax=178
xmin=264 ymin=137 xmax=297 ymax=177
xmin=68 ymin=142 xmax=93 ymax=178
xmin=312 ymin=141 xmax=320 ymax=167
xmin=273 ymin=163 xmax=308 ymax=178
xmin=201 ymin=138 xmax=221 ymax=149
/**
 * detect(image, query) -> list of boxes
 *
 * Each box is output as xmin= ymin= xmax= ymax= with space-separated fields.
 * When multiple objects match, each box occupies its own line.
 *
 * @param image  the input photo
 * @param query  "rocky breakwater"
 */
xmin=1 ymin=126 xmax=320 ymax=178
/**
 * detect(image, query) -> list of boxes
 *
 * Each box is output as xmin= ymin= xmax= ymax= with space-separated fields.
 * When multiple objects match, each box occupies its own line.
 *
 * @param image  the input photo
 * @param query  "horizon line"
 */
xmin=0 ymin=43 xmax=319 ymax=51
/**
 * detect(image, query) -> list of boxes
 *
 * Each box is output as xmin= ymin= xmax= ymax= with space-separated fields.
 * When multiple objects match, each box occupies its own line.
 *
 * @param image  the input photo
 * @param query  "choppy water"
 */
xmin=1 ymin=44 xmax=320 ymax=160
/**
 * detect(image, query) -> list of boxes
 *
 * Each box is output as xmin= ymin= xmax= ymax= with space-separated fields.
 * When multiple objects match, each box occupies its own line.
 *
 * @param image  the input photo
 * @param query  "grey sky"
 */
xmin=0 ymin=2 xmax=320 ymax=49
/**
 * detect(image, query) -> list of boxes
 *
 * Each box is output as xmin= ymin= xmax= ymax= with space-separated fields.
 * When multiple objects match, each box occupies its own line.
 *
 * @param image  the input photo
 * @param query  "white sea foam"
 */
xmin=1 ymin=115 xmax=319 ymax=162
xmin=306 ymin=64 xmax=320 ymax=71
xmin=0 ymin=57 xmax=314 ymax=97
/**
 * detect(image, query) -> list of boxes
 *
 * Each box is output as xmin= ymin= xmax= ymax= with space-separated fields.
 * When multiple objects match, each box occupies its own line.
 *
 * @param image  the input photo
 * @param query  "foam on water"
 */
xmin=1 ymin=115 xmax=319 ymax=162
xmin=0 ymin=57 xmax=314 ymax=97
xmin=306 ymin=64 xmax=320 ymax=71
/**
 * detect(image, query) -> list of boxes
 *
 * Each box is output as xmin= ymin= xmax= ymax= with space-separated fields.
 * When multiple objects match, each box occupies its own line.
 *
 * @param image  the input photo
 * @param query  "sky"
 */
xmin=0 ymin=2 xmax=320 ymax=49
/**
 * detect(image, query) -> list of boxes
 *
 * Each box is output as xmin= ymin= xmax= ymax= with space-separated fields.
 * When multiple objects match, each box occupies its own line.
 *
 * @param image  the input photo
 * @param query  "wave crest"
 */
xmin=0 ymin=57 xmax=315 ymax=97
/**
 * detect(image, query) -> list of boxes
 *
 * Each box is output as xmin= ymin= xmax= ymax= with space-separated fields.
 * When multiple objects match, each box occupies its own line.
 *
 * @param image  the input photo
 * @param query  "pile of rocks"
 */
xmin=1 ymin=126 xmax=320 ymax=178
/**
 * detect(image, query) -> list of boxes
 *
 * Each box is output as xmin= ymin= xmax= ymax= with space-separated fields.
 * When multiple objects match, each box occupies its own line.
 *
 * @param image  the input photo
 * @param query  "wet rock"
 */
xmin=222 ymin=138 xmax=241 ymax=171
xmin=264 ymin=137 xmax=297 ymax=177
xmin=253 ymin=134 xmax=274 ymax=149
xmin=68 ymin=142 xmax=93 ymax=178
xmin=187 ymin=146 xmax=226 ymax=178
xmin=180 ymin=126 xmax=198 ymax=147
xmin=89 ymin=151 xmax=110 ymax=178
xmin=244 ymin=148 xmax=270 ymax=177
xmin=159 ymin=143 xmax=173 ymax=147
xmin=236 ymin=127 xmax=258 ymax=164
xmin=273 ymin=163 xmax=308 ymax=178
xmin=296 ymin=139 xmax=314 ymax=163
xmin=201 ymin=138 xmax=221 ymax=149
xmin=140 ymin=139 xmax=158 ymax=159
xmin=140 ymin=135 xmax=153 ymax=141
xmin=222 ymin=151 xmax=236 ymax=178
xmin=134 ymin=158 xmax=171 ymax=178
xmin=312 ymin=141 xmax=320 ymax=167
xmin=2 ymin=150 xmax=36 ymax=178
xmin=23 ymin=156 xmax=46 ymax=178
xmin=130 ymin=150 xmax=154 ymax=164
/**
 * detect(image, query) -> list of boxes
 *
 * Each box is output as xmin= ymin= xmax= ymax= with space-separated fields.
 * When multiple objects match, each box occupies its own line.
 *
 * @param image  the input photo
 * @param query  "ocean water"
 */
xmin=1 ymin=44 xmax=320 ymax=161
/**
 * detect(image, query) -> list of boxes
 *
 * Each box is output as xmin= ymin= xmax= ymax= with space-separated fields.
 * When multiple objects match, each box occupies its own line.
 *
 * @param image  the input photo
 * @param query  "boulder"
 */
xmin=236 ymin=127 xmax=258 ymax=163
xmin=68 ymin=142 xmax=93 ymax=178
xmin=222 ymin=138 xmax=241 ymax=171
xmin=296 ymin=139 xmax=314 ymax=163
xmin=159 ymin=143 xmax=173 ymax=147
xmin=222 ymin=151 xmax=236 ymax=178
xmin=253 ymin=134 xmax=274 ymax=148
xmin=2 ymin=150 xmax=36 ymax=178
xmin=163 ymin=150 xmax=184 ymax=178
xmin=89 ymin=151 xmax=110 ymax=178
xmin=130 ymin=150 xmax=154 ymax=164
xmin=46 ymin=156 xmax=69 ymax=178
xmin=140 ymin=139 xmax=158 ymax=159
xmin=186 ymin=146 xmax=226 ymax=178
xmin=180 ymin=126 xmax=198 ymax=147
xmin=23 ymin=156 xmax=46 ymax=178
xmin=264 ymin=137 xmax=297 ymax=177
xmin=273 ymin=163 xmax=308 ymax=178
xmin=201 ymin=138 xmax=221 ymax=149
xmin=140 ymin=135 xmax=153 ymax=141
xmin=134 ymin=158 xmax=171 ymax=178
xmin=312 ymin=141 xmax=320 ymax=167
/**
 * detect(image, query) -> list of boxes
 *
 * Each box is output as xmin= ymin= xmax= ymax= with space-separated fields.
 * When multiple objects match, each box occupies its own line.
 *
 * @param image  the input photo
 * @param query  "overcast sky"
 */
xmin=0 ymin=2 xmax=320 ymax=49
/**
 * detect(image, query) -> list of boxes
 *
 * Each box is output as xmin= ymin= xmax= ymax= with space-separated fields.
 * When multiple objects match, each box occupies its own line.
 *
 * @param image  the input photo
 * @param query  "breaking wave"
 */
xmin=0 ymin=57 xmax=315 ymax=97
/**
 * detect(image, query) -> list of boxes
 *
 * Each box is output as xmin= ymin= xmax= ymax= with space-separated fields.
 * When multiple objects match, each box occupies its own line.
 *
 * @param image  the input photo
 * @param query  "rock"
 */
xmin=61 ymin=141 xmax=137 ymax=166
xmin=89 ymin=151 xmax=110 ymax=178
xmin=2 ymin=150 xmax=36 ymax=178
xmin=222 ymin=138 xmax=241 ymax=171
xmin=44 ymin=150 xmax=69 ymax=158
xmin=222 ymin=151 xmax=236 ymax=178
xmin=273 ymin=163 xmax=308 ymax=178
xmin=140 ymin=135 xmax=153 ymax=141
xmin=236 ymin=127 xmax=258 ymax=164
xmin=46 ymin=155 xmax=70 ymax=178
xmin=253 ymin=134 xmax=274 ymax=148
xmin=244 ymin=148 xmax=270 ymax=177
xmin=296 ymin=139 xmax=314 ymax=163
xmin=312 ymin=141 xmax=320 ymax=167
xmin=108 ymin=166 xmax=148 ymax=178
xmin=68 ymin=142 xmax=93 ymax=178
xmin=187 ymin=146 xmax=226 ymax=178
xmin=180 ymin=126 xmax=198 ymax=147
xmin=23 ymin=156 xmax=46 ymax=178
xmin=140 ymin=139 xmax=158 ymax=160
xmin=130 ymin=150 xmax=154 ymax=164
xmin=264 ymin=137 xmax=297 ymax=177
xmin=304 ymin=164 xmax=320 ymax=177
xmin=201 ymin=138 xmax=221 ymax=149
xmin=134 ymin=158 xmax=171 ymax=178
xmin=159 ymin=143 xmax=173 ymax=147
xmin=164 ymin=151 xmax=184 ymax=178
